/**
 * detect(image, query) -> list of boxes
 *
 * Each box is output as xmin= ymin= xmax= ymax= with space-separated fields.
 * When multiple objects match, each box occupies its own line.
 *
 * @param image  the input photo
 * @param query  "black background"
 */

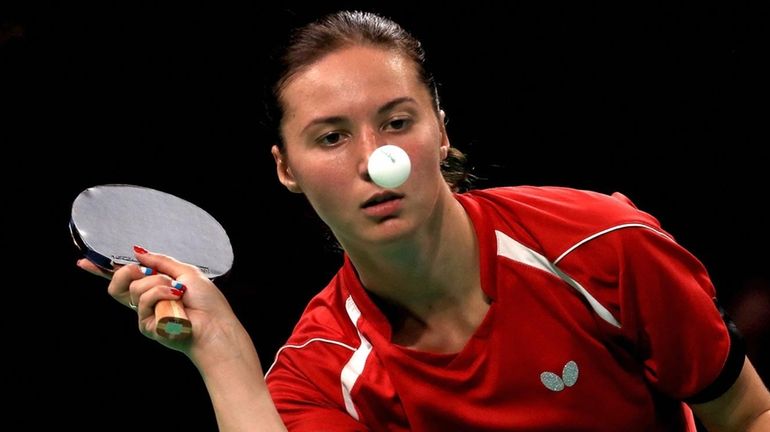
xmin=2 ymin=2 xmax=767 ymax=429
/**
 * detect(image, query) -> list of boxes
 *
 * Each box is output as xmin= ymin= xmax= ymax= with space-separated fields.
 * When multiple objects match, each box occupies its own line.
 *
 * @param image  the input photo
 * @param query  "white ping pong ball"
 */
xmin=367 ymin=145 xmax=411 ymax=188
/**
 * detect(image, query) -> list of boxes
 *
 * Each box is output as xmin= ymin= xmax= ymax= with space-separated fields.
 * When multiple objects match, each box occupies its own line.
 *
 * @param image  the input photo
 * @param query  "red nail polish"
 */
xmin=133 ymin=245 xmax=148 ymax=254
xmin=170 ymin=288 xmax=183 ymax=296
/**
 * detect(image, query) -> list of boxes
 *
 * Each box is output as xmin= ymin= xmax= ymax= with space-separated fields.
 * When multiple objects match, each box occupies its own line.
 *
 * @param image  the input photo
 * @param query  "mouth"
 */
xmin=361 ymin=191 xmax=404 ymax=209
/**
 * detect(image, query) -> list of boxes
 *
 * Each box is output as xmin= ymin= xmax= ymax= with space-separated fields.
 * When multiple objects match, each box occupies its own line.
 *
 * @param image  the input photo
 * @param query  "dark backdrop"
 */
xmin=3 ymin=2 xmax=767 ymax=429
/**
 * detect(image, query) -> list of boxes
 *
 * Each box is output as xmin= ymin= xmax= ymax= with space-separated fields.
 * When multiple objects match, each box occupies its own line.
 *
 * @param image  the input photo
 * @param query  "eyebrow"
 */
xmin=301 ymin=97 xmax=417 ymax=134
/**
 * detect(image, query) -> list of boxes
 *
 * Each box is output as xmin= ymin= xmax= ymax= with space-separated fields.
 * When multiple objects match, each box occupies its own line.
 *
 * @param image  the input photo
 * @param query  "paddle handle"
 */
xmin=155 ymin=300 xmax=192 ymax=340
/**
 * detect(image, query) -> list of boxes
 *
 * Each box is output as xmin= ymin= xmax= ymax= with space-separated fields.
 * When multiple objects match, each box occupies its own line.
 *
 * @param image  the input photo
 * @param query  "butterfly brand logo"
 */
xmin=540 ymin=360 xmax=579 ymax=392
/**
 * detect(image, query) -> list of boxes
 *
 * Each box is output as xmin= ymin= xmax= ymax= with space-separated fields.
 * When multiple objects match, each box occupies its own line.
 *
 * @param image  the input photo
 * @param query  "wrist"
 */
xmin=190 ymin=318 xmax=262 ymax=376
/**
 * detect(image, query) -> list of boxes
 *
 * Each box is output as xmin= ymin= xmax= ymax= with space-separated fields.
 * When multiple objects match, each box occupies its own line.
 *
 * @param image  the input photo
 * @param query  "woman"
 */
xmin=78 ymin=10 xmax=769 ymax=431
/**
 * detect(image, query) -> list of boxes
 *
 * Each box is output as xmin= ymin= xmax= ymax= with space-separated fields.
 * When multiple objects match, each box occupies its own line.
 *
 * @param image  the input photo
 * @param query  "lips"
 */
xmin=361 ymin=191 xmax=404 ymax=208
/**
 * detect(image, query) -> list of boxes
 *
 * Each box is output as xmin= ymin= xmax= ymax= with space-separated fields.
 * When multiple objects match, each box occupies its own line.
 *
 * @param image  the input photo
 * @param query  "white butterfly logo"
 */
xmin=540 ymin=360 xmax=579 ymax=392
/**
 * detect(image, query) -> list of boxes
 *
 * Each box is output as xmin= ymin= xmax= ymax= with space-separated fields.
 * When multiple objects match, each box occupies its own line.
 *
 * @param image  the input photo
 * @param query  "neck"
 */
xmin=345 ymin=189 xmax=479 ymax=322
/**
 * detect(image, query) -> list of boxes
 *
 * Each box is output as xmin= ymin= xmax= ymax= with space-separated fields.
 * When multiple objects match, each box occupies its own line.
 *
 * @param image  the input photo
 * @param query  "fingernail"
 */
xmin=170 ymin=288 xmax=183 ymax=296
xmin=171 ymin=281 xmax=187 ymax=293
xmin=139 ymin=266 xmax=157 ymax=276
xmin=133 ymin=245 xmax=148 ymax=254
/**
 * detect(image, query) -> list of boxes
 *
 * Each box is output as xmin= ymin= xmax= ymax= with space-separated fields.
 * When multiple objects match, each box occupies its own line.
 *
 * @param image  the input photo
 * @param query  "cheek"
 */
xmin=411 ymin=152 xmax=442 ymax=187
xmin=292 ymin=155 xmax=354 ymax=210
xmin=406 ymin=133 xmax=442 ymax=177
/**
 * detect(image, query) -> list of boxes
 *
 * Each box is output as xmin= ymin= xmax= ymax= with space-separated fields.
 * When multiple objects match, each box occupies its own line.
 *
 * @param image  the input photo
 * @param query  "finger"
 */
xmin=132 ymin=245 xmax=202 ymax=280
xmin=107 ymin=264 xmax=150 ymax=306
xmin=128 ymin=273 xmax=174 ymax=306
xmin=136 ymin=284 xmax=188 ymax=329
xmin=76 ymin=259 xmax=114 ymax=280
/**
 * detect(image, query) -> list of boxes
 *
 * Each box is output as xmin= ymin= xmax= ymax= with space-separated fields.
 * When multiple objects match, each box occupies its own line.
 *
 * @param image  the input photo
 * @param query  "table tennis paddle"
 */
xmin=70 ymin=184 xmax=234 ymax=340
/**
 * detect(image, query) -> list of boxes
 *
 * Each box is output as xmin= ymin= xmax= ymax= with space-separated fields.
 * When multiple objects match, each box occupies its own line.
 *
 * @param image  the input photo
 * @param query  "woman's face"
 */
xmin=273 ymin=45 xmax=450 ymax=249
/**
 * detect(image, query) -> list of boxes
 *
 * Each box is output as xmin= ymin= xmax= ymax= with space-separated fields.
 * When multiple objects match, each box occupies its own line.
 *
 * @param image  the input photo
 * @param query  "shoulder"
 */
xmin=270 ymin=272 xmax=361 ymax=364
xmin=264 ymin=269 xmax=371 ymax=426
xmin=462 ymin=186 xmax=656 ymax=224
xmin=265 ymin=268 xmax=362 ymax=382
xmin=456 ymin=186 xmax=667 ymax=258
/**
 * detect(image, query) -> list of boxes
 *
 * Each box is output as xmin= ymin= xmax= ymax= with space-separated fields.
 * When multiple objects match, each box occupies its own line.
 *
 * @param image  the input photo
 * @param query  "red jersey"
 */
xmin=265 ymin=186 xmax=737 ymax=431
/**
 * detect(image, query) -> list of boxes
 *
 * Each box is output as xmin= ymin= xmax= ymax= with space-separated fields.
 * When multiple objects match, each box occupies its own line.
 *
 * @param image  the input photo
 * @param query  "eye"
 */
xmin=317 ymin=132 xmax=345 ymax=147
xmin=384 ymin=117 xmax=411 ymax=132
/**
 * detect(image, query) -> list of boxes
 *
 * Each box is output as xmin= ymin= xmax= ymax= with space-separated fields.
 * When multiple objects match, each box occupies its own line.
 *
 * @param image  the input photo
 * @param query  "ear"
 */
xmin=439 ymin=109 xmax=450 ymax=161
xmin=271 ymin=145 xmax=303 ymax=193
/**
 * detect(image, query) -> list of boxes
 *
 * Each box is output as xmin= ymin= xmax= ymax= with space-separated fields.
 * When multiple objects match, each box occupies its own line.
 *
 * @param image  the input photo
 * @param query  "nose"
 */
xmin=358 ymin=128 xmax=383 ymax=181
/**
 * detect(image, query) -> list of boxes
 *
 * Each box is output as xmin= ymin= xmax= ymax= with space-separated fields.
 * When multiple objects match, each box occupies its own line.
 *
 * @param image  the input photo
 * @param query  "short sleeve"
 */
xmin=266 ymin=346 xmax=369 ymax=431
xmin=561 ymin=226 xmax=744 ymax=401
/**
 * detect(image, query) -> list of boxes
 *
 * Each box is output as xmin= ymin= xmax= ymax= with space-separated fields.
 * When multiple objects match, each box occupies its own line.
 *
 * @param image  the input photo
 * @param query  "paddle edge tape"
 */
xmin=69 ymin=217 xmax=114 ymax=271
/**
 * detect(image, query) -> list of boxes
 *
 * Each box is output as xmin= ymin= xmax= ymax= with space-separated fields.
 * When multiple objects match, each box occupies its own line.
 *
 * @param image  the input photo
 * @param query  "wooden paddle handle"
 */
xmin=155 ymin=300 xmax=192 ymax=340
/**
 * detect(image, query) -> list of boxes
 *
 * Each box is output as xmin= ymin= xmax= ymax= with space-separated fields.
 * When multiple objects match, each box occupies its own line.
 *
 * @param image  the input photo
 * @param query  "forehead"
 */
xmin=281 ymin=45 xmax=428 ymax=121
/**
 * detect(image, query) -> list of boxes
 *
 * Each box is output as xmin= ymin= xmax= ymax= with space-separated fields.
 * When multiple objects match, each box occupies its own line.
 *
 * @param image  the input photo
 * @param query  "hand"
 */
xmin=77 ymin=248 xmax=240 ymax=358
xmin=78 ymin=252 xmax=281 ymax=430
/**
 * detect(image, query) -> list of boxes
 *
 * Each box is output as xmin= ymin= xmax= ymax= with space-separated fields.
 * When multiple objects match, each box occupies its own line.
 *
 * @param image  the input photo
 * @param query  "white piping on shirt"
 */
xmin=496 ymin=230 xmax=625 ymax=327
xmin=554 ymin=223 xmax=672 ymax=264
xmin=265 ymin=338 xmax=356 ymax=378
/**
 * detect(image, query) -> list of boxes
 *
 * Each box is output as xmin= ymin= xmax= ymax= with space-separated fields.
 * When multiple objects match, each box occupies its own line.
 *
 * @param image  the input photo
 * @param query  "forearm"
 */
xmin=194 ymin=322 xmax=286 ymax=432
xmin=204 ymin=363 xmax=286 ymax=432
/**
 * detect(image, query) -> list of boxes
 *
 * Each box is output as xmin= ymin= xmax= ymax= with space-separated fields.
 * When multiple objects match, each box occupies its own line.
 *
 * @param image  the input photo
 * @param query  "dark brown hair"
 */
xmin=267 ymin=10 xmax=472 ymax=192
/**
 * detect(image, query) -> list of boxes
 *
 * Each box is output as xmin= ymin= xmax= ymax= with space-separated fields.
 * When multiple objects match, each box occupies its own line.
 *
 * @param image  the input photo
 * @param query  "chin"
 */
xmin=356 ymin=216 xmax=412 ymax=244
